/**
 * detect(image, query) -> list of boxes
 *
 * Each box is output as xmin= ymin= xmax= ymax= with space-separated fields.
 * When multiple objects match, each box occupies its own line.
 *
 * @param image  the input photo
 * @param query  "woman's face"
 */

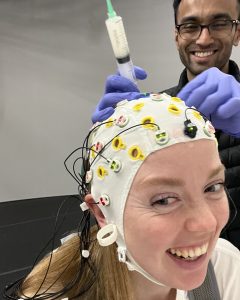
xmin=124 ymin=140 xmax=229 ymax=290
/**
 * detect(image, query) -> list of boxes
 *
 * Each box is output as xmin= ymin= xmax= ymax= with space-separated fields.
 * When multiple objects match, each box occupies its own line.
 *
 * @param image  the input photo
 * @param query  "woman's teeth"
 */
xmin=169 ymin=243 xmax=208 ymax=260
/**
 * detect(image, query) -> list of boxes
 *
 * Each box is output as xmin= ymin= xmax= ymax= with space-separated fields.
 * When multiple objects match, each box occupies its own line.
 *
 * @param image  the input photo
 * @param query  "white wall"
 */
xmin=0 ymin=0 xmax=239 ymax=201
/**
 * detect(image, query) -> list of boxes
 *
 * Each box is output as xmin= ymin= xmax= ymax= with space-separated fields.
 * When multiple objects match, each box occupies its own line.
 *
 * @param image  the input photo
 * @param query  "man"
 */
xmin=166 ymin=0 xmax=240 ymax=95
xmin=92 ymin=0 xmax=240 ymax=249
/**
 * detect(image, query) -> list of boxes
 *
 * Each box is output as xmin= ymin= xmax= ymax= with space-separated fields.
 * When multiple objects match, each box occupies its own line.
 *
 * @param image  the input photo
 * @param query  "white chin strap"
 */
xmin=97 ymin=224 xmax=166 ymax=287
xmin=117 ymin=245 xmax=166 ymax=287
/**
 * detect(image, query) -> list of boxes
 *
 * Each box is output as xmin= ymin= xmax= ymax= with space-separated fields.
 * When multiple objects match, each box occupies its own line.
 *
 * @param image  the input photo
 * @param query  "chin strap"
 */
xmin=117 ymin=246 xmax=166 ymax=287
xmin=188 ymin=261 xmax=220 ymax=300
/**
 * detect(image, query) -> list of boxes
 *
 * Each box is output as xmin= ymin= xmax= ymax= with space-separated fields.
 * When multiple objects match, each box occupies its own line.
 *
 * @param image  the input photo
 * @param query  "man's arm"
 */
xmin=92 ymin=66 xmax=240 ymax=137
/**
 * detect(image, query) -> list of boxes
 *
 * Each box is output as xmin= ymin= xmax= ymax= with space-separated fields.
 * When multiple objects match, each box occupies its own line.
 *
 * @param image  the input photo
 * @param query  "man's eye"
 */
xmin=181 ymin=24 xmax=199 ymax=32
xmin=205 ymin=182 xmax=224 ymax=193
xmin=211 ymin=21 xmax=229 ymax=29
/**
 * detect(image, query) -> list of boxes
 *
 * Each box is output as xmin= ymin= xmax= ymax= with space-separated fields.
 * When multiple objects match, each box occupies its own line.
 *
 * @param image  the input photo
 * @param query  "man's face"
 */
xmin=175 ymin=0 xmax=240 ymax=80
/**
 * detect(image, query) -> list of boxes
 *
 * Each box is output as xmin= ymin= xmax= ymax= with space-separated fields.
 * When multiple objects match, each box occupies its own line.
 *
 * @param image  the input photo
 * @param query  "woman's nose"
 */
xmin=184 ymin=203 xmax=217 ymax=233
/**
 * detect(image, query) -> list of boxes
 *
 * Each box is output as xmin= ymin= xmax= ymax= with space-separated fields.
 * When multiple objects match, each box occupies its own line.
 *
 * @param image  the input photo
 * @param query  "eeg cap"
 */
xmin=87 ymin=93 xmax=216 ymax=284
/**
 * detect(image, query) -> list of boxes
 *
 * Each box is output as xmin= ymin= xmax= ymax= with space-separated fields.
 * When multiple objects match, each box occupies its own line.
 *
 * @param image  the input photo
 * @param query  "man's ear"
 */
xmin=85 ymin=194 xmax=106 ymax=228
xmin=175 ymin=28 xmax=180 ymax=50
xmin=233 ymin=24 xmax=240 ymax=46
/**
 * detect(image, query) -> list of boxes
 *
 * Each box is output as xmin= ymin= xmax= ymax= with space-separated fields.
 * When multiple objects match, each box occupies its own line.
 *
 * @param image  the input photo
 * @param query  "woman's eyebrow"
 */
xmin=208 ymin=165 xmax=225 ymax=179
xmin=140 ymin=177 xmax=184 ymax=187
xmin=139 ymin=165 xmax=225 ymax=187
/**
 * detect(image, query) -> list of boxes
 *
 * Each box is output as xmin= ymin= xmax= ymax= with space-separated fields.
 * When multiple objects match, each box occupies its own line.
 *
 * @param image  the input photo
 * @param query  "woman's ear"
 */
xmin=85 ymin=194 xmax=106 ymax=228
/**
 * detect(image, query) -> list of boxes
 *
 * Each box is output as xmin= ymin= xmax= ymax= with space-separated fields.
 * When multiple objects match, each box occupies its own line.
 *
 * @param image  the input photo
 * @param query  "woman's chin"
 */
xmin=174 ymin=275 xmax=206 ymax=292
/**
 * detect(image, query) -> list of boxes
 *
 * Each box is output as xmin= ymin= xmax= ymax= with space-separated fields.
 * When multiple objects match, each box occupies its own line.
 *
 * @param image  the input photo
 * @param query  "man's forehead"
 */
xmin=177 ymin=0 xmax=239 ymax=22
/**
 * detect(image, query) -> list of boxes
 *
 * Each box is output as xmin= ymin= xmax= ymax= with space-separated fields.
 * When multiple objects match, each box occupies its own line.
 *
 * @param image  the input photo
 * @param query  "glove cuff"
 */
xmin=223 ymin=130 xmax=240 ymax=138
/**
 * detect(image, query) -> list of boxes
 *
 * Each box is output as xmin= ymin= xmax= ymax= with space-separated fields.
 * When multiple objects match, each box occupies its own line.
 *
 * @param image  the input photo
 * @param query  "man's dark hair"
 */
xmin=173 ymin=0 xmax=240 ymax=25
xmin=238 ymin=0 xmax=240 ymax=20
xmin=173 ymin=0 xmax=181 ymax=25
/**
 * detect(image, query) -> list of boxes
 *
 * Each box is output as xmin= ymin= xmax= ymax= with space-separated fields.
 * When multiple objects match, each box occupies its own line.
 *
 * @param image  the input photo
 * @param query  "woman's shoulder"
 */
xmin=211 ymin=238 xmax=240 ymax=273
xmin=211 ymin=238 xmax=240 ymax=299
xmin=213 ymin=238 xmax=240 ymax=259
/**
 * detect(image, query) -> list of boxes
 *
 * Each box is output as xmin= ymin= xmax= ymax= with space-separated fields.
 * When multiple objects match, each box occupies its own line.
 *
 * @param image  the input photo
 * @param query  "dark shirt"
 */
xmin=162 ymin=60 xmax=240 ymax=249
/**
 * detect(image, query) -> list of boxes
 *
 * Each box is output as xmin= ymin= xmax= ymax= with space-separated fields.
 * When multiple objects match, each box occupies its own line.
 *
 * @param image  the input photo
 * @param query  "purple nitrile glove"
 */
xmin=92 ymin=66 xmax=147 ymax=123
xmin=178 ymin=67 xmax=240 ymax=137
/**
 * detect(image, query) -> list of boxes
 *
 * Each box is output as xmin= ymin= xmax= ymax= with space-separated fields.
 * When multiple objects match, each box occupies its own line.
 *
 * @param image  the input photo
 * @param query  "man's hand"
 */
xmin=92 ymin=66 xmax=147 ymax=123
xmin=178 ymin=67 xmax=240 ymax=137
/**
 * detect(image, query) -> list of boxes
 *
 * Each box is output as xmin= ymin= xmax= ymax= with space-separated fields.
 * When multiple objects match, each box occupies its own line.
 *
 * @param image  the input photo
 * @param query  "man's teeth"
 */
xmin=194 ymin=51 xmax=213 ymax=57
xmin=169 ymin=243 xmax=208 ymax=259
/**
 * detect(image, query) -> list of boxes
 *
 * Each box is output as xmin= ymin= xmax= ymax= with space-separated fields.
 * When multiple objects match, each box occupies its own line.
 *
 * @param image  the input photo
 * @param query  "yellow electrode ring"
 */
xmin=128 ymin=146 xmax=145 ymax=161
xmin=91 ymin=145 xmax=96 ymax=158
xmin=171 ymin=97 xmax=183 ymax=103
xmin=168 ymin=104 xmax=182 ymax=115
xmin=192 ymin=111 xmax=203 ymax=120
xmin=105 ymin=118 xmax=114 ymax=128
xmin=112 ymin=136 xmax=126 ymax=151
xmin=97 ymin=166 xmax=108 ymax=179
xmin=133 ymin=102 xmax=145 ymax=111
xmin=141 ymin=116 xmax=157 ymax=130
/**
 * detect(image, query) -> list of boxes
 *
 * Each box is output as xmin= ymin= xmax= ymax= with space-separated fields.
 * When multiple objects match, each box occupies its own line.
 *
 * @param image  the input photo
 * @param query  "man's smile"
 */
xmin=192 ymin=51 xmax=215 ymax=57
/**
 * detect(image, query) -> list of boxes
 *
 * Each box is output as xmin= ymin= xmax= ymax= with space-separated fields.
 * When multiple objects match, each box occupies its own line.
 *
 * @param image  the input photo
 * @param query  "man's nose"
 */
xmin=196 ymin=27 xmax=214 ymax=45
xmin=184 ymin=203 xmax=217 ymax=233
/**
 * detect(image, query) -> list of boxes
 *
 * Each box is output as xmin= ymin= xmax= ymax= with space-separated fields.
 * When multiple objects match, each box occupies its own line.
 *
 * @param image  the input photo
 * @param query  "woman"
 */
xmin=6 ymin=93 xmax=240 ymax=299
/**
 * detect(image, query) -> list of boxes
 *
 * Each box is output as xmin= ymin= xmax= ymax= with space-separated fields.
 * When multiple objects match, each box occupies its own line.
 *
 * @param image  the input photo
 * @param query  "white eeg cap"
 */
xmin=88 ymin=93 xmax=216 ymax=283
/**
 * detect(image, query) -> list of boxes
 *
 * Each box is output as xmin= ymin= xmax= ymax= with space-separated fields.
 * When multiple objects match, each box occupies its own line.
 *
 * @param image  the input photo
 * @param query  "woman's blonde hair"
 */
xmin=19 ymin=225 xmax=134 ymax=300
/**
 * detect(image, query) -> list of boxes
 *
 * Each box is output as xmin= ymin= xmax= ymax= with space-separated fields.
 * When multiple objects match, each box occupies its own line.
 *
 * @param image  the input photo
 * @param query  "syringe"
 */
xmin=105 ymin=0 xmax=137 ymax=85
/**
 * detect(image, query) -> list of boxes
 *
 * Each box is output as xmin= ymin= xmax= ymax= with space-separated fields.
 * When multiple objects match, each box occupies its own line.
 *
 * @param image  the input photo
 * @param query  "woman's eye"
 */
xmin=151 ymin=195 xmax=180 ymax=214
xmin=152 ymin=197 xmax=178 ymax=206
xmin=205 ymin=182 xmax=224 ymax=193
